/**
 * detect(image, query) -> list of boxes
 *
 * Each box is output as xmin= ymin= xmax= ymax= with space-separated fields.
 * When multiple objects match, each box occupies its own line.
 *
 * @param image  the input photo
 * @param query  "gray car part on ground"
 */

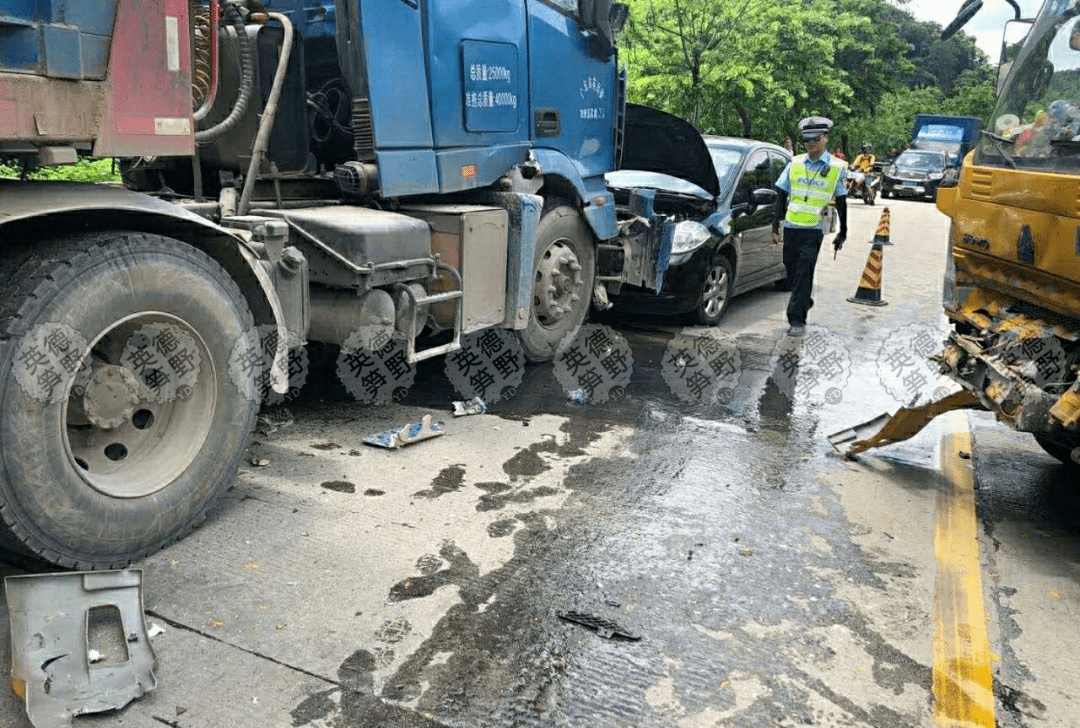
xmin=5 ymin=569 xmax=158 ymax=728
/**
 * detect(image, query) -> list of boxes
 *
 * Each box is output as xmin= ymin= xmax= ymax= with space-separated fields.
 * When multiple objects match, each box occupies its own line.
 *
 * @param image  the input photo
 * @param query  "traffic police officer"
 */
xmin=771 ymin=116 xmax=848 ymax=337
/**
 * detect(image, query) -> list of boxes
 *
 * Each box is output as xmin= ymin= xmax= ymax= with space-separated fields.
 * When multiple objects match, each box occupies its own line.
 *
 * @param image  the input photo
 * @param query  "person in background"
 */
xmin=782 ymin=138 xmax=793 ymax=152
xmin=833 ymin=146 xmax=846 ymax=161
xmin=771 ymin=117 xmax=848 ymax=337
xmin=852 ymin=143 xmax=876 ymax=172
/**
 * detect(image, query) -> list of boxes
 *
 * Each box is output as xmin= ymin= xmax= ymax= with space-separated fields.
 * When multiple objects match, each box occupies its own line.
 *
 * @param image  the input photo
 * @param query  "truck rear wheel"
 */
xmin=0 ymin=231 xmax=258 ymax=568
xmin=518 ymin=205 xmax=596 ymax=362
xmin=1033 ymin=432 xmax=1080 ymax=468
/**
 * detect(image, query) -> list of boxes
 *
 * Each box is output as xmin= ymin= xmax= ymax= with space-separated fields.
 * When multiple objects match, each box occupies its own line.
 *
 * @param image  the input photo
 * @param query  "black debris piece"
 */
xmin=557 ymin=611 xmax=640 ymax=640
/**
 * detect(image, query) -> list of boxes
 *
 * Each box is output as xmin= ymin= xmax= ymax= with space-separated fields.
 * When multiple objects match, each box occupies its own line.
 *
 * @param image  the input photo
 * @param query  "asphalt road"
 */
xmin=1 ymin=196 xmax=1077 ymax=728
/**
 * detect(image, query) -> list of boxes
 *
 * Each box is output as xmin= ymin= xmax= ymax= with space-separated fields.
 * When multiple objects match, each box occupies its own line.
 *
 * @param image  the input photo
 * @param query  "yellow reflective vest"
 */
xmin=785 ymin=155 xmax=844 ymax=227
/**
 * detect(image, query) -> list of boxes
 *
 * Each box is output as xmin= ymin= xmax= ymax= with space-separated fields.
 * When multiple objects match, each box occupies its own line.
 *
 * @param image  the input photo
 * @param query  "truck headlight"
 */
xmin=671 ymin=221 xmax=711 ymax=254
xmin=929 ymin=172 xmax=944 ymax=180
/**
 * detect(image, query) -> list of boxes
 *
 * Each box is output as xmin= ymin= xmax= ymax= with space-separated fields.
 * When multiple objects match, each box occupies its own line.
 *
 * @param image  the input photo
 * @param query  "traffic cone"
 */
xmin=873 ymin=207 xmax=892 ymax=245
xmin=847 ymin=208 xmax=890 ymax=307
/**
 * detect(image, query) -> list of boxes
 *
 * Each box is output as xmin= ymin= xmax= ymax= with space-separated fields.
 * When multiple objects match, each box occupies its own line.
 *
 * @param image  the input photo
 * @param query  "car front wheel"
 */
xmin=695 ymin=255 xmax=733 ymax=326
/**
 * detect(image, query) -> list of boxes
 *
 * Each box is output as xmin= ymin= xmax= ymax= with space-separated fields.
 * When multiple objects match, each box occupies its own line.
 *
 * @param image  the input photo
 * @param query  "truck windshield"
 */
xmin=980 ymin=0 xmax=1080 ymax=171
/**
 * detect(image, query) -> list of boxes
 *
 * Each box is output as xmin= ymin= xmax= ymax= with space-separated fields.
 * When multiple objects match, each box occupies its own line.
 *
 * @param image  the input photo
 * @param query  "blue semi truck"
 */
xmin=0 ymin=0 xmax=691 ymax=567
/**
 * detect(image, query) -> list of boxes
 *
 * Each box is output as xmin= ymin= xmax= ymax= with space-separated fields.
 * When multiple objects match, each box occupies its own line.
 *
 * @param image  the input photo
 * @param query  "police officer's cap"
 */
xmin=798 ymin=116 xmax=833 ymax=141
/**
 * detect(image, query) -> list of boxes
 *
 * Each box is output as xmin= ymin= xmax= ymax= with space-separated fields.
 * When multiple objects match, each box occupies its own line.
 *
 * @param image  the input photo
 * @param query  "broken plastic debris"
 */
xmin=5 ymin=569 xmax=158 ymax=728
xmin=363 ymin=414 xmax=444 ymax=449
xmin=249 ymin=458 xmax=270 ymax=467
xmin=148 ymin=623 xmax=165 ymax=638
xmin=557 ymin=611 xmax=640 ymax=640
xmin=452 ymin=397 xmax=486 ymax=417
xmin=568 ymin=389 xmax=589 ymax=404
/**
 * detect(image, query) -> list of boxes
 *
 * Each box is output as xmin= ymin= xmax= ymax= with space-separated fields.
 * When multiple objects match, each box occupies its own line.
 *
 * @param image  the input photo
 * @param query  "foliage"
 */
xmin=621 ymin=0 xmax=996 ymax=155
xmin=0 ymin=158 xmax=120 ymax=183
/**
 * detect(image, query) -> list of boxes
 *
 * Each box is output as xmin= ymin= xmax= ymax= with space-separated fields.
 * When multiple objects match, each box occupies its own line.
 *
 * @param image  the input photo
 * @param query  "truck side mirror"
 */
xmin=610 ymin=3 xmax=629 ymax=35
xmin=579 ymin=0 xmax=616 ymax=58
xmin=750 ymin=188 xmax=776 ymax=207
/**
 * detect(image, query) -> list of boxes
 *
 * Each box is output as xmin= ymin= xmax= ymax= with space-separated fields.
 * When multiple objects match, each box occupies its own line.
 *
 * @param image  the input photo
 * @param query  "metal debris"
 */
xmin=557 ymin=611 xmax=640 ymax=640
xmin=5 ymin=569 xmax=158 ymax=728
xmin=452 ymin=397 xmax=487 ymax=416
xmin=363 ymin=414 xmax=445 ymax=449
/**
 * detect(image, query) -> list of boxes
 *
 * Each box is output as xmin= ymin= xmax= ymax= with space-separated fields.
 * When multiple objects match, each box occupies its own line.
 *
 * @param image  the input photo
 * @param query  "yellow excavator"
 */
xmin=830 ymin=0 xmax=1080 ymax=467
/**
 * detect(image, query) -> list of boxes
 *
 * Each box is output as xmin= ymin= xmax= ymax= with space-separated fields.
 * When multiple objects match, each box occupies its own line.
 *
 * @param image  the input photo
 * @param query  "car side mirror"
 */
xmin=750 ymin=188 xmax=776 ymax=206
xmin=731 ymin=202 xmax=749 ymax=218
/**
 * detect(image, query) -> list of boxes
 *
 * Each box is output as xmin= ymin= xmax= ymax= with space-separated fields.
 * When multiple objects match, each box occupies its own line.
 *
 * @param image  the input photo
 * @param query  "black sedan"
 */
xmin=605 ymin=107 xmax=791 ymax=325
xmin=880 ymin=149 xmax=949 ymax=201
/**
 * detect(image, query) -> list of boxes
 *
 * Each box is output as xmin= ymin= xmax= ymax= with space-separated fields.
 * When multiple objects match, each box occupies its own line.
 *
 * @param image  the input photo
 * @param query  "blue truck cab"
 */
xmin=253 ymin=0 xmax=623 ymax=237
xmin=910 ymin=114 xmax=983 ymax=172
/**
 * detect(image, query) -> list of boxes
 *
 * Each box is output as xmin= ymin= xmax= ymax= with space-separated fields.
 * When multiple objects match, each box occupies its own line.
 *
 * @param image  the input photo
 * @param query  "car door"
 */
xmin=729 ymin=148 xmax=774 ymax=281
xmin=762 ymin=150 xmax=792 ymax=278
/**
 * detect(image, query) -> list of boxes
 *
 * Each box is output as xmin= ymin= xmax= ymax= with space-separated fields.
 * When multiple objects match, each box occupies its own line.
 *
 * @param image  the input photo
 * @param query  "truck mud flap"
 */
xmin=828 ymin=389 xmax=984 ymax=458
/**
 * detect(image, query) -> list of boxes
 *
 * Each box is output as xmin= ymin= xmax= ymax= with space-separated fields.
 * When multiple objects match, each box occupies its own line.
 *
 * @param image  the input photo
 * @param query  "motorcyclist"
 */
xmin=849 ymin=144 xmax=877 ymax=203
xmin=852 ymin=144 xmax=876 ymax=173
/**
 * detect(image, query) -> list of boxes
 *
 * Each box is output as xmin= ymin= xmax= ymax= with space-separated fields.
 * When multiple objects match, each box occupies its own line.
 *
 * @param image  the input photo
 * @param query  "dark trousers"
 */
xmin=782 ymin=227 xmax=824 ymax=326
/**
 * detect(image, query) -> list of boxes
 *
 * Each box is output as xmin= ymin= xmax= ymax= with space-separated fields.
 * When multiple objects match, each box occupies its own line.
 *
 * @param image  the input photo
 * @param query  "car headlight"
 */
xmin=928 ymin=172 xmax=944 ymax=180
xmin=671 ymin=221 xmax=711 ymax=254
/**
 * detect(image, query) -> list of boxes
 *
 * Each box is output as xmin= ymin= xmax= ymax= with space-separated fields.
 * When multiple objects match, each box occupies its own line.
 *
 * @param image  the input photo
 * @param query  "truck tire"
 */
xmin=518 ymin=205 xmax=596 ymax=362
xmin=0 ymin=231 xmax=258 ymax=568
xmin=1033 ymin=433 xmax=1080 ymax=468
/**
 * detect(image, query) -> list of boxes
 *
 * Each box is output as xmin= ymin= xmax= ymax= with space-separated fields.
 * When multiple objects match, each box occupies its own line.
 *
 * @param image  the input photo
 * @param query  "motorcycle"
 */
xmin=847 ymin=168 xmax=878 ymax=205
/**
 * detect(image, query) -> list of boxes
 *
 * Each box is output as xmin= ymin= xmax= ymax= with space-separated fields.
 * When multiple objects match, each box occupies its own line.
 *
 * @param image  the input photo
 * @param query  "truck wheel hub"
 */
xmin=534 ymin=240 xmax=583 ymax=327
xmin=83 ymin=365 xmax=141 ymax=430
xmin=63 ymin=314 xmax=218 ymax=499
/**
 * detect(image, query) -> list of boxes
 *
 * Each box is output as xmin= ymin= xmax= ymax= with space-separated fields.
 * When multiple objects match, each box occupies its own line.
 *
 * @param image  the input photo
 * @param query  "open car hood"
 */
xmin=620 ymin=104 xmax=720 ymax=197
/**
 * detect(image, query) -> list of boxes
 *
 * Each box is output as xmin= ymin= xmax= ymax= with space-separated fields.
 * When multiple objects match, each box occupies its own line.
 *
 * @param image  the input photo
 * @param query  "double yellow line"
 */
xmin=932 ymin=425 xmax=996 ymax=727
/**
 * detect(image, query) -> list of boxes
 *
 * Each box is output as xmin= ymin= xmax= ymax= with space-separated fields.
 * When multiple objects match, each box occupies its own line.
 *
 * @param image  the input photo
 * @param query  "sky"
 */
xmin=903 ymin=0 xmax=1043 ymax=62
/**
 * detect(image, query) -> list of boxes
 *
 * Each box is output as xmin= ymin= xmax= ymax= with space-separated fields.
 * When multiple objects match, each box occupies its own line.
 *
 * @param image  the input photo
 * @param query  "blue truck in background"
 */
xmin=0 ymin=0 xmax=692 ymax=568
xmin=910 ymin=114 xmax=983 ymax=172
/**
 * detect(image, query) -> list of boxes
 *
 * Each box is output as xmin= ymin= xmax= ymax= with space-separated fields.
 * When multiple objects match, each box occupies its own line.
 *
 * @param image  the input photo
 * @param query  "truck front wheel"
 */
xmin=518 ymin=206 xmax=596 ymax=362
xmin=0 ymin=231 xmax=258 ymax=568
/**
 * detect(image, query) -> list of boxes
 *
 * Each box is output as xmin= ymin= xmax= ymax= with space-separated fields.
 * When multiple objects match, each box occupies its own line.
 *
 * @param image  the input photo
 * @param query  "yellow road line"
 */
xmin=933 ymin=425 xmax=996 ymax=727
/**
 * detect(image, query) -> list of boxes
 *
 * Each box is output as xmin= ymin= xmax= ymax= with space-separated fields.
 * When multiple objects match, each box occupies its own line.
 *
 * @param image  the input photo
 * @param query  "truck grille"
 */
xmin=970 ymin=169 xmax=993 ymax=200
xmin=351 ymin=97 xmax=375 ymax=162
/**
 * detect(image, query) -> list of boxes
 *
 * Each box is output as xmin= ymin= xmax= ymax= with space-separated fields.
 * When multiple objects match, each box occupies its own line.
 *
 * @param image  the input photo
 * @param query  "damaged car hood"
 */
xmin=621 ymin=104 xmax=720 ymax=198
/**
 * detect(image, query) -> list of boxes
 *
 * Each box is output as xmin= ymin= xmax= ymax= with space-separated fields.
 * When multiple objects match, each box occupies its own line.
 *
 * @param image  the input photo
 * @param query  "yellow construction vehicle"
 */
xmin=830 ymin=0 xmax=1080 ymax=467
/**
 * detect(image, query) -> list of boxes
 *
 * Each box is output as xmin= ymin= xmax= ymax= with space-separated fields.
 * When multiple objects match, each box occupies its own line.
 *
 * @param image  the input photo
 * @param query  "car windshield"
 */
xmin=706 ymin=146 xmax=746 ymax=193
xmin=604 ymin=170 xmax=712 ymax=199
xmin=979 ymin=1 xmax=1080 ymax=170
xmin=895 ymin=151 xmax=945 ymax=170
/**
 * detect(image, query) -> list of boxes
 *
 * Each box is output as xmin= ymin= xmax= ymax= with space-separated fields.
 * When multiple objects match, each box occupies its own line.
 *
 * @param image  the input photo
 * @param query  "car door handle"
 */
xmin=535 ymin=109 xmax=560 ymax=137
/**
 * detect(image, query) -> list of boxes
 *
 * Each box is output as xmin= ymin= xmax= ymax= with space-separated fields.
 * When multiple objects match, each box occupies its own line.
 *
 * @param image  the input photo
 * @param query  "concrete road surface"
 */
xmin=0 ymin=197 xmax=1076 ymax=728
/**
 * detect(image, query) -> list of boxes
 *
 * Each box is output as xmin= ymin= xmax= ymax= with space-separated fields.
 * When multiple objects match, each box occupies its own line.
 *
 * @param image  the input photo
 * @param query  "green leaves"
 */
xmin=621 ymin=0 xmax=994 ymax=149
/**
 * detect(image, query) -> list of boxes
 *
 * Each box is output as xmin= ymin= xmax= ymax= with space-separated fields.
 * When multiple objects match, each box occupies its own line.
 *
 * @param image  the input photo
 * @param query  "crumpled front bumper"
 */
xmin=938 ymin=290 xmax=1080 ymax=433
